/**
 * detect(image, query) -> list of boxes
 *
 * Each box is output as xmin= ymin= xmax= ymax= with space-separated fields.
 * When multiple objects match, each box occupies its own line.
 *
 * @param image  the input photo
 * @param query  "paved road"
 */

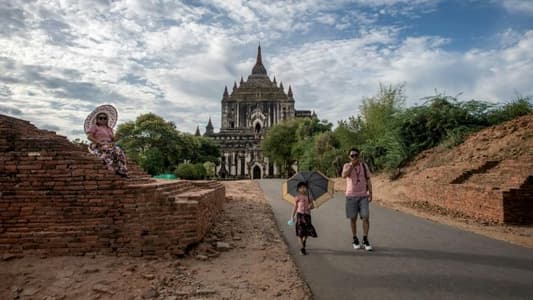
xmin=259 ymin=179 xmax=533 ymax=300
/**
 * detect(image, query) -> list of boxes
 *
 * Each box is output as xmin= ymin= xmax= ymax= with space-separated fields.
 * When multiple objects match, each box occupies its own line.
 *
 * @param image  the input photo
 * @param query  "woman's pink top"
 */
xmin=87 ymin=125 xmax=114 ymax=144
xmin=295 ymin=194 xmax=313 ymax=215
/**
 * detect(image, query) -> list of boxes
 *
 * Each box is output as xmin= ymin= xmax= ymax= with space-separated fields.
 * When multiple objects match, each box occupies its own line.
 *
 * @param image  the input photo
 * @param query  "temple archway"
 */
xmin=252 ymin=164 xmax=262 ymax=179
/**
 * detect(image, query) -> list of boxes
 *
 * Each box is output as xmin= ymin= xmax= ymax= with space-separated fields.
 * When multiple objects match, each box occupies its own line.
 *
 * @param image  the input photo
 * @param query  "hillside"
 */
xmin=397 ymin=114 xmax=533 ymax=224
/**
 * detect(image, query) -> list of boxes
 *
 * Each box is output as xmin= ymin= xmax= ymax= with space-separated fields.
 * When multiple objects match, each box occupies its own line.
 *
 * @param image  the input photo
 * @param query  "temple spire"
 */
xmin=279 ymin=81 xmax=284 ymax=91
xmin=233 ymin=81 xmax=238 ymax=91
xmin=256 ymin=43 xmax=263 ymax=65
xmin=205 ymin=117 xmax=214 ymax=136
xmin=251 ymin=44 xmax=267 ymax=75
xmin=240 ymin=76 xmax=244 ymax=84
xmin=194 ymin=125 xmax=201 ymax=136
xmin=288 ymin=85 xmax=293 ymax=97
xmin=223 ymin=86 xmax=229 ymax=98
xmin=273 ymin=76 xmax=277 ymax=85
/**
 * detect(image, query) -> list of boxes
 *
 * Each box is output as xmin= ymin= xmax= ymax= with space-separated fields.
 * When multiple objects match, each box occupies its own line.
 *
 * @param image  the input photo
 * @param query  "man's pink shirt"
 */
xmin=343 ymin=163 xmax=371 ymax=197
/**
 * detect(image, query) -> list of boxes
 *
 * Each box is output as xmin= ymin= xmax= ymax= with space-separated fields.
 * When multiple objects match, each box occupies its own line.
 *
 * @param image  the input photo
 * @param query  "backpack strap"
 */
xmin=361 ymin=162 xmax=369 ymax=181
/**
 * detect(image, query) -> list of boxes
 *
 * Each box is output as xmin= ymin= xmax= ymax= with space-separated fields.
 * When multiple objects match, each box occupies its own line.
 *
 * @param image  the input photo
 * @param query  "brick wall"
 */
xmin=0 ymin=114 xmax=226 ymax=257
xmin=503 ymin=176 xmax=533 ymax=224
xmin=398 ymin=155 xmax=532 ymax=224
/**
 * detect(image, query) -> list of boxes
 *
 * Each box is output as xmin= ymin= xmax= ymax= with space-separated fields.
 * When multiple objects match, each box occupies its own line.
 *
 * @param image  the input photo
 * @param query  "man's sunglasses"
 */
xmin=98 ymin=116 xmax=108 ymax=120
xmin=350 ymin=153 xmax=359 ymax=158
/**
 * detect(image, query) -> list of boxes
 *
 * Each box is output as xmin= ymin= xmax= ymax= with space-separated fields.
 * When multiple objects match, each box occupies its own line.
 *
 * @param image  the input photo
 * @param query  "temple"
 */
xmin=204 ymin=45 xmax=313 ymax=179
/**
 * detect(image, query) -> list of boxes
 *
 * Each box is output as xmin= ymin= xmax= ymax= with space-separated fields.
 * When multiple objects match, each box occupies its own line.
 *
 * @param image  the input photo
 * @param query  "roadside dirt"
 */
xmin=0 ymin=180 xmax=311 ymax=300
xmin=334 ymin=177 xmax=533 ymax=248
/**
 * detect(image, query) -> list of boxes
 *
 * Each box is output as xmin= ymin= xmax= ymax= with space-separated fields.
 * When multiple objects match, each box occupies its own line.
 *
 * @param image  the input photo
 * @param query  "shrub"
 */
xmin=175 ymin=163 xmax=207 ymax=180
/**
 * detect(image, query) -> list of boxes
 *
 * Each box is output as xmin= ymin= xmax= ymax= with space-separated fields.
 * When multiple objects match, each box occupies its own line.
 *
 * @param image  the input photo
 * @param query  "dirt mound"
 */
xmin=407 ymin=114 xmax=533 ymax=172
xmin=397 ymin=114 xmax=533 ymax=224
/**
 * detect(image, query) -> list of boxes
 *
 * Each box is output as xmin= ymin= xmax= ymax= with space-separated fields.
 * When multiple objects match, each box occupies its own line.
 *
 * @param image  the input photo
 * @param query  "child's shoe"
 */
xmin=300 ymin=248 xmax=307 ymax=255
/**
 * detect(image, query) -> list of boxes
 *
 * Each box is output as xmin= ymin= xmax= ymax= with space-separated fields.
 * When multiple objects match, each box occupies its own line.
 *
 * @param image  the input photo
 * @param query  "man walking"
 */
xmin=342 ymin=148 xmax=373 ymax=251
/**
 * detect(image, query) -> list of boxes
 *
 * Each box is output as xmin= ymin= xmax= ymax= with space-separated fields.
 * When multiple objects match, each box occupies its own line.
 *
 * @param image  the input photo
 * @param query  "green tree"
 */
xmin=358 ymin=84 xmax=407 ymax=171
xmin=116 ymin=113 xmax=183 ymax=175
xmin=360 ymin=84 xmax=405 ymax=140
xmin=295 ymin=117 xmax=332 ymax=140
xmin=313 ymin=132 xmax=340 ymax=176
xmin=262 ymin=119 xmax=301 ymax=177
xmin=333 ymin=116 xmax=365 ymax=153
xmin=194 ymin=136 xmax=220 ymax=165
xmin=116 ymin=113 xmax=220 ymax=176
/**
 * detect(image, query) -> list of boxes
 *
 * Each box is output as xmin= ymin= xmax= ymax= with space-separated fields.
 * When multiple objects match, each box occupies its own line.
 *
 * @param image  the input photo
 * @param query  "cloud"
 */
xmin=499 ymin=0 xmax=533 ymax=15
xmin=0 ymin=2 xmax=27 ymax=37
xmin=0 ymin=104 xmax=22 ymax=116
xmin=0 ymin=0 xmax=530 ymax=141
xmin=269 ymin=29 xmax=533 ymax=124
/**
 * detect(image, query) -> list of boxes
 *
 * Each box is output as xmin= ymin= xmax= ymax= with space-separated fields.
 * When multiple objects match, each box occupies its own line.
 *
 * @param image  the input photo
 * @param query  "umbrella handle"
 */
xmin=307 ymin=188 xmax=316 ymax=209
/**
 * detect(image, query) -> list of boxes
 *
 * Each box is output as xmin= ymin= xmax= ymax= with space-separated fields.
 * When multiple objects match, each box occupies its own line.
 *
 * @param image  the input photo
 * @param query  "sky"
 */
xmin=0 ymin=0 xmax=532 ymax=140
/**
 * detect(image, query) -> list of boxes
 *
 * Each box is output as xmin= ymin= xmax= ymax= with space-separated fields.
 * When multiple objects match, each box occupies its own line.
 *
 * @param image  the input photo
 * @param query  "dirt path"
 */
xmin=334 ymin=176 xmax=533 ymax=248
xmin=0 ymin=180 xmax=311 ymax=300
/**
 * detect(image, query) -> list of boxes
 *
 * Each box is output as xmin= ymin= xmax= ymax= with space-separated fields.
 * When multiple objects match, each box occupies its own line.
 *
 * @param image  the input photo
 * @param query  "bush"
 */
xmin=487 ymin=96 xmax=532 ymax=124
xmin=441 ymin=126 xmax=477 ymax=149
xmin=203 ymin=161 xmax=216 ymax=178
xmin=175 ymin=163 xmax=207 ymax=180
xmin=193 ymin=163 xmax=207 ymax=179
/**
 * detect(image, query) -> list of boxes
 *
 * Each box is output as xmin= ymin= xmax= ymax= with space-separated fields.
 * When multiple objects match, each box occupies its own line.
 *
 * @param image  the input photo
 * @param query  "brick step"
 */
xmin=450 ymin=160 xmax=500 ymax=184
xmin=466 ymin=174 xmax=527 ymax=189
xmin=128 ymin=181 xmax=198 ymax=198
xmin=157 ymin=183 xmax=198 ymax=199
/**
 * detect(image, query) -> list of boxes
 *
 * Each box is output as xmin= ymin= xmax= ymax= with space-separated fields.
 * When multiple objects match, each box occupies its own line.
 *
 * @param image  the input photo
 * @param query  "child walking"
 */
xmin=291 ymin=182 xmax=318 ymax=255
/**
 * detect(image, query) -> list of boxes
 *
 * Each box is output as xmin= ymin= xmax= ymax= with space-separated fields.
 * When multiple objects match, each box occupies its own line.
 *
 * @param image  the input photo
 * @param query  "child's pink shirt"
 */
xmin=296 ymin=194 xmax=313 ymax=215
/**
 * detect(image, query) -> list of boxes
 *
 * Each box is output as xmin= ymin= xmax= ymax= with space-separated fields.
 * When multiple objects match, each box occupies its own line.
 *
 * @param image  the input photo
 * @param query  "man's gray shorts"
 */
xmin=346 ymin=196 xmax=370 ymax=219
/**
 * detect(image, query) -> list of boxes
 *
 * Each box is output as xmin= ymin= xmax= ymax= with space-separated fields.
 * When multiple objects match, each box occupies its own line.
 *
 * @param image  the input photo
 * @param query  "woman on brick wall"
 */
xmin=84 ymin=104 xmax=128 ymax=177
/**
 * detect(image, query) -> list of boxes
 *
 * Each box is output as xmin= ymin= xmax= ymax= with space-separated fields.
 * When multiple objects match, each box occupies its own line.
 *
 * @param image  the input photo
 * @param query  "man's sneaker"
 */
xmin=300 ymin=248 xmax=307 ymax=255
xmin=352 ymin=237 xmax=362 ymax=249
xmin=363 ymin=237 xmax=373 ymax=251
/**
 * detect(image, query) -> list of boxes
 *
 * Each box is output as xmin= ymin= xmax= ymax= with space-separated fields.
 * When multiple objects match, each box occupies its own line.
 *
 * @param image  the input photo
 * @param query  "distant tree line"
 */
xmin=262 ymin=84 xmax=533 ymax=178
xmin=114 ymin=113 xmax=219 ymax=179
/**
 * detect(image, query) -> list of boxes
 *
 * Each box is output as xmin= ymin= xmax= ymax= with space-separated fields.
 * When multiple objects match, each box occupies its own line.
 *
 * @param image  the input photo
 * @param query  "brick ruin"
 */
xmin=403 ymin=115 xmax=533 ymax=224
xmin=0 ymin=114 xmax=225 ymax=257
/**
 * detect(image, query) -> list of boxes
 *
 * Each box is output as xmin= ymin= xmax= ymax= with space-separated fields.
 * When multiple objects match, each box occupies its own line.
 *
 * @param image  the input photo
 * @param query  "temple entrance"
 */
xmin=252 ymin=165 xmax=262 ymax=179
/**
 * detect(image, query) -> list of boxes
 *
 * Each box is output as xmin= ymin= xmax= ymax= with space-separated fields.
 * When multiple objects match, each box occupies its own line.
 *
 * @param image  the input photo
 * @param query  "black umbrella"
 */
xmin=282 ymin=171 xmax=335 ymax=208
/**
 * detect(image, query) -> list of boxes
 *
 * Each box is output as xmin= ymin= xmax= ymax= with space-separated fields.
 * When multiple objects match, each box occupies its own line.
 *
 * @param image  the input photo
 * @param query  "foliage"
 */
xmin=139 ymin=147 xmax=166 ymax=175
xmin=263 ymin=83 xmax=531 ymax=178
xmin=114 ymin=90 xmax=530 ymax=179
xmin=175 ymin=163 xmax=207 ymax=180
xmin=116 ymin=113 xmax=220 ymax=175
xmin=203 ymin=161 xmax=216 ymax=178
xmin=262 ymin=119 xmax=301 ymax=176
xmin=357 ymin=84 xmax=407 ymax=171
xmin=487 ymin=95 xmax=533 ymax=124
xmin=333 ymin=116 xmax=365 ymax=153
